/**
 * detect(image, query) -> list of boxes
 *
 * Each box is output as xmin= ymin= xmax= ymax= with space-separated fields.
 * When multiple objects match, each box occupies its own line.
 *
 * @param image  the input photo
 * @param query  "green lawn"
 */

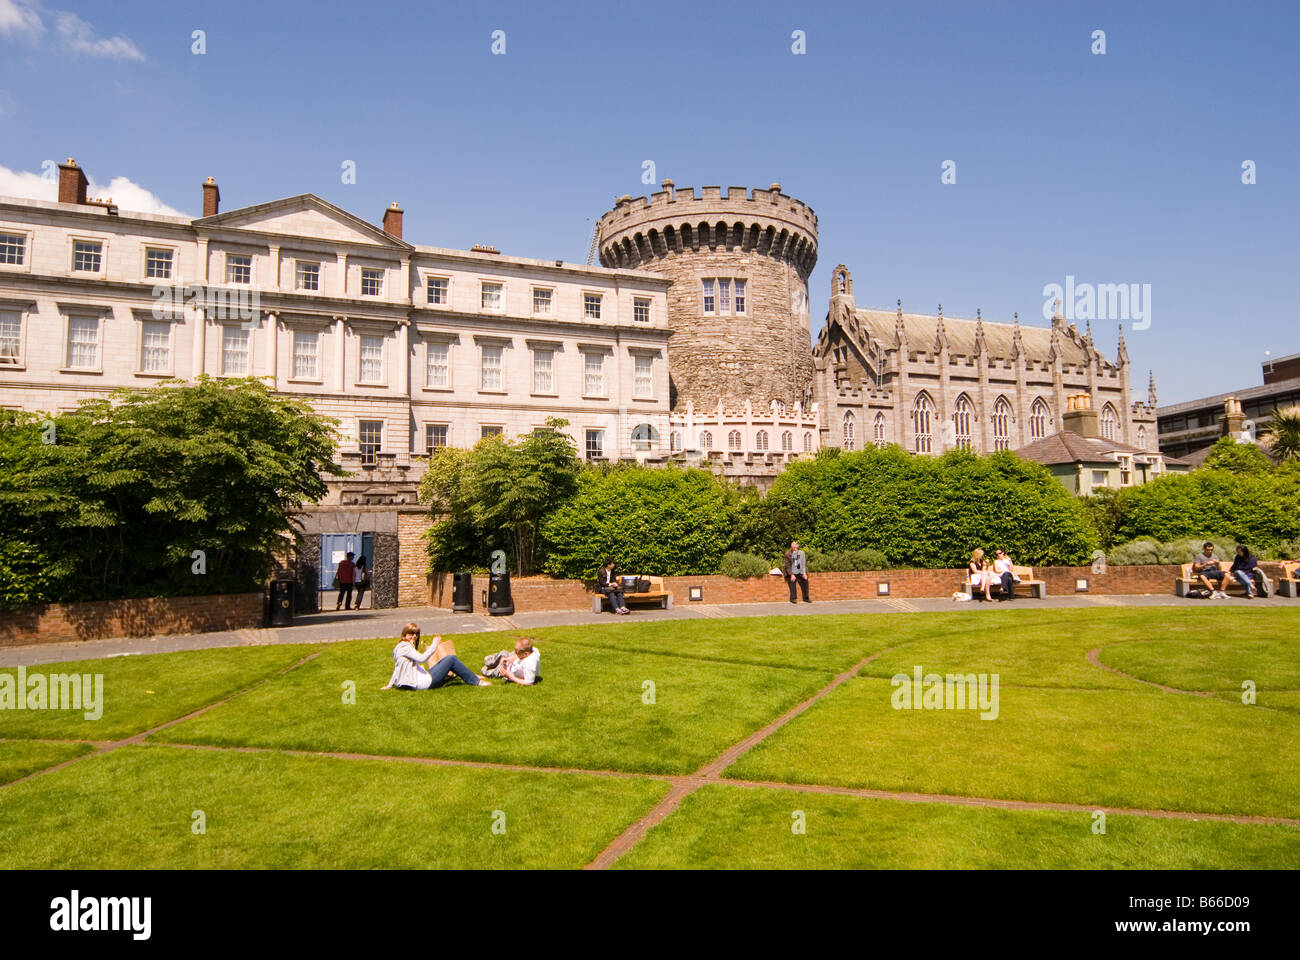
xmin=0 ymin=740 xmax=94 ymax=785
xmin=151 ymin=636 xmax=831 ymax=774
xmin=0 ymin=746 xmax=667 ymax=869
xmin=0 ymin=645 xmax=320 ymax=740
xmin=1 ymin=606 xmax=1296 ymax=868
xmin=616 ymin=785 xmax=1300 ymax=869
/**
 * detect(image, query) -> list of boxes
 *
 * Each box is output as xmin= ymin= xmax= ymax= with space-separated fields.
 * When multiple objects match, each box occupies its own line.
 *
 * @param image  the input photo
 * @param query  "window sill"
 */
xmin=134 ymin=370 xmax=174 ymax=378
xmin=58 ymin=367 xmax=103 ymax=375
xmin=581 ymin=394 xmax=609 ymax=401
xmin=287 ymin=377 xmax=324 ymax=385
xmin=530 ymin=392 xmax=558 ymax=399
xmin=0 ymin=361 xmax=26 ymax=371
xmin=478 ymin=389 xmax=507 ymax=395
xmin=422 ymin=385 xmax=454 ymax=393
xmin=354 ymin=381 xmax=389 ymax=389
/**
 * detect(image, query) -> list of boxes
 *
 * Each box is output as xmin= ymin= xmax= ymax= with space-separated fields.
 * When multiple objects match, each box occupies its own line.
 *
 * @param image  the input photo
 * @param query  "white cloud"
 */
xmin=0 ymin=3 xmax=144 ymax=61
xmin=0 ymin=0 xmax=44 ymax=40
xmin=54 ymin=10 xmax=144 ymax=61
xmin=0 ymin=163 xmax=187 ymax=217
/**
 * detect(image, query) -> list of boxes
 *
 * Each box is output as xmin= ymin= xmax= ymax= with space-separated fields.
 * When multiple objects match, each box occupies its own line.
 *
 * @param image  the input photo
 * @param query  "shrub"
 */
xmin=1107 ymin=536 xmax=1237 ymax=566
xmin=718 ymin=551 xmax=773 ymax=579
xmin=542 ymin=466 xmax=743 ymax=578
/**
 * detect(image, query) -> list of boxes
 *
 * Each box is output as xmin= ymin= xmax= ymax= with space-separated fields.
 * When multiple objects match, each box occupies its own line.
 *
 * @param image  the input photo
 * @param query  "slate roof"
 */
xmin=1014 ymin=430 xmax=1189 ymax=467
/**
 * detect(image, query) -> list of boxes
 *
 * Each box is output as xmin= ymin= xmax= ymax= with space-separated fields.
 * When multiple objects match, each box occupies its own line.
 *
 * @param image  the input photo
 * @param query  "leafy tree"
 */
xmin=0 ymin=378 xmax=340 ymax=607
xmin=419 ymin=418 xmax=580 ymax=575
xmin=1202 ymin=436 xmax=1274 ymax=474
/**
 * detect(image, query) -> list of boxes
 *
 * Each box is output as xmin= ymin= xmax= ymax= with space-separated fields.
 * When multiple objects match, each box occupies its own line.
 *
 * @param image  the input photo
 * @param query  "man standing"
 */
xmin=597 ymin=559 xmax=630 ymax=614
xmin=784 ymin=541 xmax=810 ymax=603
xmin=1193 ymin=542 xmax=1228 ymax=599
xmin=336 ymin=551 xmax=356 ymax=611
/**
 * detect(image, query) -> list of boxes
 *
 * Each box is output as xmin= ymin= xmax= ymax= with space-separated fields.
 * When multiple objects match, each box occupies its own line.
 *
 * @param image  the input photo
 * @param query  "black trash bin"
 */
xmin=487 ymin=571 xmax=514 ymax=616
xmin=269 ymin=575 xmax=295 ymax=627
xmin=452 ymin=572 xmax=474 ymax=613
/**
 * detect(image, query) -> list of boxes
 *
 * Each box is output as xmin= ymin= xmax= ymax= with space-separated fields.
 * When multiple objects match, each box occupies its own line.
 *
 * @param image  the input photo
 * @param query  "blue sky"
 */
xmin=1 ymin=0 xmax=1296 ymax=404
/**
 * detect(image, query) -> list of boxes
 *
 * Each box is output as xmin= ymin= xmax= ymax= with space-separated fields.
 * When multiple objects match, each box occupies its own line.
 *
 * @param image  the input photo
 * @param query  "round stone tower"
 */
xmin=596 ymin=181 xmax=818 ymax=411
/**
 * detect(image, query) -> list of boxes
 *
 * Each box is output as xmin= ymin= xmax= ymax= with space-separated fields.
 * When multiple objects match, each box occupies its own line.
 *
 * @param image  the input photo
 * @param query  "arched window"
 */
xmin=727 ymin=429 xmax=742 ymax=451
xmin=755 ymin=430 xmax=769 ymax=451
xmin=992 ymin=396 xmax=1011 ymax=451
xmin=781 ymin=430 xmax=793 ymax=452
xmin=1101 ymin=402 xmax=1119 ymax=441
xmin=953 ymin=394 xmax=973 ymax=450
xmin=913 ymin=393 xmax=934 ymax=453
xmin=873 ymin=412 xmax=886 ymax=448
xmin=631 ymin=423 xmax=659 ymax=451
xmin=1030 ymin=398 xmax=1049 ymax=440
xmin=802 ymin=431 xmax=813 ymax=452
xmin=842 ymin=410 xmax=856 ymax=450
xmin=670 ymin=430 xmax=682 ymax=452
xmin=1137 ymin=425 xmax=1147 ymax=450
xmin=699 ymin=430 xmax=712 ymax=450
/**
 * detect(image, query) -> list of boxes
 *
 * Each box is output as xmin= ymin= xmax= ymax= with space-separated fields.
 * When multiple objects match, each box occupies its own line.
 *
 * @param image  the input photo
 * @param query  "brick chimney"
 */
xmin=202 ymin=177 xmax=220 ymax=217
xmin=58 ymin=159 xmax=89 ymax=205
xmin=1062 ymin=393 xmax=1099 ymax=439
xmin=382 ymin=202 xmax=403 ymax=240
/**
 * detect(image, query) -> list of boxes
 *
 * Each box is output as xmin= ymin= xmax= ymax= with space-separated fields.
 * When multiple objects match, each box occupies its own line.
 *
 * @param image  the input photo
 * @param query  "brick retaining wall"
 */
xmin=0 ymin=593 xmax=263 ymax=646
xmin=427 ymin=563 xmax=1286 ymax=612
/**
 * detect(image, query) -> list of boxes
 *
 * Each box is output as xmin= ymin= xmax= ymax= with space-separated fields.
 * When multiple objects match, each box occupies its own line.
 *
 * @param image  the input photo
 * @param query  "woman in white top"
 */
xmin=968 ymin=548 xmax=994 ymax=602
xmin=382 ymin=623 xmax=490 ymax=691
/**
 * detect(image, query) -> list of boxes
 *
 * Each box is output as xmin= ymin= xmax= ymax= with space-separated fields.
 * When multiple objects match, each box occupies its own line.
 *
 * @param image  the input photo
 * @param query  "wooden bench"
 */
xmin=1276 ymin=562 xmax=1299 ymax=598
xmin=960 ymin=565 xmax=1046 ymax=599
xmin=1175 ymin=562 xmax=1272 ymax=597
xmin=592 ymin=575 xmax=673 ymax=612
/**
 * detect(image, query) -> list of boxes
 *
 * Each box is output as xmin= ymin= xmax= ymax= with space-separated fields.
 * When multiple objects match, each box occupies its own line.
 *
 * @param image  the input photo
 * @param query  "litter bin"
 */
xmin=487 ymin=571 xmax=514 ymax=616
xmin=269 ymin=575 xmax=296 ymax=627
xmin=452 ymin=572 xmax=474 ymax=613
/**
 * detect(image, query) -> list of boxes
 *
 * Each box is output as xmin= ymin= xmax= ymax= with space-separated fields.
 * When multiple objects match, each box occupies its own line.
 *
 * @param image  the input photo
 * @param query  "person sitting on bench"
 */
xmin=1193 ymin=542 xmax=1228 ymax=599
xmin=992 ymin=549 xmax=1020 ymax=600
xmin=382 ymin=623 xmax=491 ymax=690
xmin=1229 ymin=544 xmax=1264 ymax=598
xmin=597 ymin=559 xmax=630 ymax=615
xmin=968 ymin=549 xmax=994 ymax=601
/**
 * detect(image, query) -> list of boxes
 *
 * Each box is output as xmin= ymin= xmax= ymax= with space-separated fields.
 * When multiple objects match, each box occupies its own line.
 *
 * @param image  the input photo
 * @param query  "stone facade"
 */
xmin=596 ymin=181 xmax=818 ymax=412
xmin=813 ymin=265 xmax=1158 ymax=456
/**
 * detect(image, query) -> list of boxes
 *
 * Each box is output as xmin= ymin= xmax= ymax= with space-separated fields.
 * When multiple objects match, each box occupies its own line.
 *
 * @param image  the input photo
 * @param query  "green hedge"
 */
xmin=541 ymin=466 xmax=742 ymax=578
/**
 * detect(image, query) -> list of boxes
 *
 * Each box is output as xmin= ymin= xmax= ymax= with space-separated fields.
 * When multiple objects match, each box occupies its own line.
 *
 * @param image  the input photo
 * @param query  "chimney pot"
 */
xmin=202 ymin=177 xmax=220 ymax=216
xmin=382 ymin=203 xmax=404 ymax=240
xmin=58 ymin=159 xmax=89 ymax=205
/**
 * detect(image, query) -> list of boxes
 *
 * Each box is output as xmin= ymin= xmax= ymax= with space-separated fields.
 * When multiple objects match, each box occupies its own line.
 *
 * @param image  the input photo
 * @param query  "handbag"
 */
xmin=331 ymin=574 xmax=340 ymax=589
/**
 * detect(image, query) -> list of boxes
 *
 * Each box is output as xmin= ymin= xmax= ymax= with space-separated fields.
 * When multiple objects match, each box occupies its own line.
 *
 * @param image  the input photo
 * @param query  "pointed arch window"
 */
xmin=842 ymin=410 xmax=856 ymax=450
xmin=872 ymin=412 xmax=886 ymax=448
xmin=1101 ymin=403 xmax=1119 ymax=441
xmin=953 ymin=395 xmax=973 ymax=450
xmin=992 ymin=397 xmax=1012 ymax=451
xmin=913 ymin=393 xmax=934 ymax=453
xmin=1137 ymin=424 xmax=1147 ymax=450
xmin=781 ymin=430 xmax=793 ymax=452
xmin=1030 ymin=398 xmax=1049 ymax=440
xmin=755 ymin=430 xmax=769 ymax=451
xmin=699 ymin=430 xmax=713 ymax=450
xmin=727 ymin=429 xmax=742 ymax=451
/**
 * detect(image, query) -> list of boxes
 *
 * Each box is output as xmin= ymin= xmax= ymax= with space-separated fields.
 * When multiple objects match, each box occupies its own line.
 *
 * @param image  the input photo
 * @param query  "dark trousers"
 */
xmin=355 ymin=580 xmax=369 ymax=609
xmin=1000 ymin=572 xmax=1015 ymax=598
xmin=336 ymin=582 xmax=353 ymax=609
xmin=788 ymin=574 xmax=809 ymax=602
xmin=603 ymin=587 xmax=625 ymax=611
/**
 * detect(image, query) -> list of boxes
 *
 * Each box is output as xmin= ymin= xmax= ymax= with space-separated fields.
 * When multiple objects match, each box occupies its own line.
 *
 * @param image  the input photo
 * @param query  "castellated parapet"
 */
xmin=596 ymin=181 xmax=818 ymax=411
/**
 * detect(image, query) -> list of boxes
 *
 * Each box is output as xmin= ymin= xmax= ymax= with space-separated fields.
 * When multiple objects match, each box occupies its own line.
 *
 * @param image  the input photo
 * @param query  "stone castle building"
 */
xmin=812 ymin=264 xmax=1159 ymax=456
xmin=596 ymin=182 xmax=822 ymax=483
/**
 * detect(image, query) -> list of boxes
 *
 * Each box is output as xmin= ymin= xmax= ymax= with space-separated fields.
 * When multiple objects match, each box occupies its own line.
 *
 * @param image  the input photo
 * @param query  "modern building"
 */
xmin=812 ymin=265 xmax=1159 ymax=456
xmin=1014 ymin=393 xmax=1188 ymax=495
xmin=1156 ymin=354 xmax=1300 ymax=464
xmin=0 ymin=160 xmax=673 ymax=608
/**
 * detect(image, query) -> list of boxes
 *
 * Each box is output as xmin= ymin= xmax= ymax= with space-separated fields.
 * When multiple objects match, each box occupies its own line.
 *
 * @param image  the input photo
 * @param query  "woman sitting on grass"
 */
xmin=382 ymin=622 xmax=491 ymax=690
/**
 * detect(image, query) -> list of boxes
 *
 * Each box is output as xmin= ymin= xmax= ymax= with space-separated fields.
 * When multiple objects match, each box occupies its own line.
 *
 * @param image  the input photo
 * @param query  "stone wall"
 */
xmin=0 ymin=594 xmax=263 ymax=646
xmin=397 ymin=510 xmax=433 ymax=606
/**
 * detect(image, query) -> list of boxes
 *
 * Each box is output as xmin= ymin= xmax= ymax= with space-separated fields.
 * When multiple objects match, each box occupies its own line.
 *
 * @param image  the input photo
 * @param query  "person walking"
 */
xmin=336 ymin=551 xmax=356 ymax=611
xmin=784 ymin=541 xmax=810 ymax=603
xmin=353 ymin=555 xmax=371 ymax=610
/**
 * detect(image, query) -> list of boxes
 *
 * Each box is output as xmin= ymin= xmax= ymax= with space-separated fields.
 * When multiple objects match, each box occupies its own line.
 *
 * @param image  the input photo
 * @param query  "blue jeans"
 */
xmin=425 ymin=655 xmax=481 ymax=688
xmin=1232 ymin=570 xmax=1258 ymax=595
